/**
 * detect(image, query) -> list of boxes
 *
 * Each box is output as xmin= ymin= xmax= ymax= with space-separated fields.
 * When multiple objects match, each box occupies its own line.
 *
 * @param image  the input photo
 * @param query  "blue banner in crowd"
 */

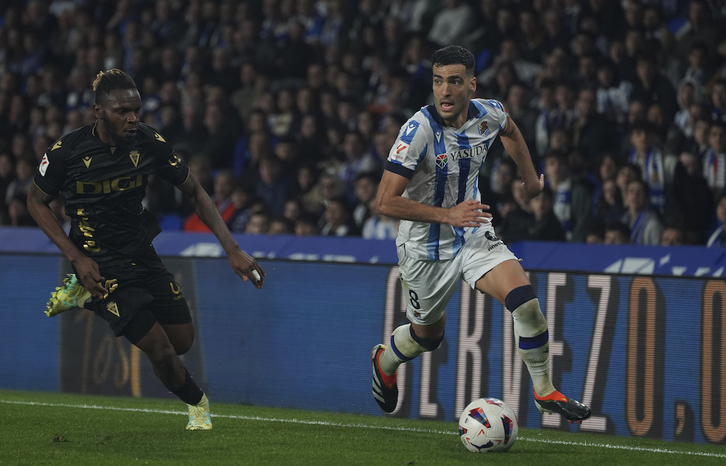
xmin=0 ymin=227 xmax=398 ymax=264
xmin=509 ymin=241 xmax=726 ymax=277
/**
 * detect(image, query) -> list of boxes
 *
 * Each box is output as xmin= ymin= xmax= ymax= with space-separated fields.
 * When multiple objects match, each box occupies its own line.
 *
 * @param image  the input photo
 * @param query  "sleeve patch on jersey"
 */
xmin=399 ymin=120 xmax=420 ymax=144
xmin=392 ymin=142 xmax=409 ymax=162
xmin=39 ymin=153 xmax=49 ymax=176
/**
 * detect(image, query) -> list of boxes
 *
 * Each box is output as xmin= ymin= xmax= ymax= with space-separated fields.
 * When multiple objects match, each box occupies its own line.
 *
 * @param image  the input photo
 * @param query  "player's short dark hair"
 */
xmin=432 ymin=46 xmax=475 ymax=76
xmin=92 ymin=69 xmax=137 ymax=103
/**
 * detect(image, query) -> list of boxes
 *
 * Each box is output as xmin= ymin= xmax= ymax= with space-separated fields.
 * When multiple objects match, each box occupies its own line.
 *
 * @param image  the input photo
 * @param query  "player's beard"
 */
xmin=100 ymin=114 xmax=134 ymax=146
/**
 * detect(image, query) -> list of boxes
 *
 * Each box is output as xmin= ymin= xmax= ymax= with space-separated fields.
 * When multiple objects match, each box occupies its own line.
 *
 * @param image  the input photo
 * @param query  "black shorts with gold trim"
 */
xmin=80 ymin=245 xmax=191 ymax=344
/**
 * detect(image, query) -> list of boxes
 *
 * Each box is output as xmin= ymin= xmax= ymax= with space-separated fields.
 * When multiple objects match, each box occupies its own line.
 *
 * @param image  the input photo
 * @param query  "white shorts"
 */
xmin=397 ymin=226 xmax=519 ymax=325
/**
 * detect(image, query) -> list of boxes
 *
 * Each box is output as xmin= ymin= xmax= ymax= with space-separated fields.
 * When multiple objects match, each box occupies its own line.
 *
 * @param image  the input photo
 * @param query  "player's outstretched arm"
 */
xmin=499 ymin=117 xmax=544 ymax=199
xmin=27 ymin=183 xmax=108 ymax=298
xmin=177 ymin=173 xmax=265 ymax=288
xmin=376 ymin=170 xmax=491 ymax=227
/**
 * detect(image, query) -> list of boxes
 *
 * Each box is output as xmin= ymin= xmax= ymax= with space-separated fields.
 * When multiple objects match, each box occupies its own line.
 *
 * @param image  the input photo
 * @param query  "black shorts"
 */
xmin=81 ymin=246 xmax=191 ymax=344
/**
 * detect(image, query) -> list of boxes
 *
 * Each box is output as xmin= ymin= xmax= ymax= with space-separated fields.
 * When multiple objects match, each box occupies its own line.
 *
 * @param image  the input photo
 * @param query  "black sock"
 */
xmin=169 ymin=369 xmax=204 ymax=405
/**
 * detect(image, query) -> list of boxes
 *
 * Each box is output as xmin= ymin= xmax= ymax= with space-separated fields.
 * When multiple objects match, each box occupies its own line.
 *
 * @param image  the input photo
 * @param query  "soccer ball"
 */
xmin=458 ymin=397 xmax=518 ymax=453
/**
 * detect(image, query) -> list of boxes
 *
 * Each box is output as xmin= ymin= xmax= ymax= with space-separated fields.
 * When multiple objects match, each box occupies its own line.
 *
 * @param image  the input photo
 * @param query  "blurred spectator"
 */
xmin=615 ymin=162 xmax=641 ymax=204
xmin=573 ymin=87 xmax=617 ymax=160
xmin=254 ymin=155 xmax=288 ymax=217
xmin=352 ymin=172 xmax=379 ymax=232
xmin=338 ymin=131 xmax=380 ymax=201
xmin=621 ymin=178 xmax=665 ymax=246
xmin=505 ymin=84 xmax=538 ymax=159
xmin=183 ymin=170 xmax=236 ymax=232
xmin=677 ymin=150 xmax=713 ymax=243
xmin=202 ymin=103 xmax=242 ymax=170
xmin=604 ymin=221 xmax=631 ymax=245
xmin=282 ymin=198 xmax=303 ymax=224
xmin=275 ymin=20 xmax=316 ymax=84
xmin=295 ymin=212 xmax=321 ymax=236
xmin=630 ymin=54 xmax=678 ymax=118
xmin=7 ymin=192 xmax=36 ymax=227
xmin=175 ymin=105 xmax=208 ymax=154
xmin=482 ymin=157 xmax=516 ymax=224
xmin=661 ymin=227 xmax=685 ymax=246
xmin=527 ymin=186 xmax=566 ymax=242
xmin=320 ymin=196 xmax=358 ymax=237
xmin=710 ymin=80 xmax=726 ymax=122
xmin=269 ymin=88 xmax=297 ymax=138
xmin=0 ymin=153 xmax=15 ymax=220
xmin=245 ymin=210 xmax=271 ymax=235
xmin=478 ymin=39 xmax=542 ymax=90
xmin=626 ymin=120 xmax=684 ymax=226
xmin=5 ymin=155 xmax=34 ymax=203
xmin=707 ymin=193 xmax=726 ymax=247
xmin=585 ymin=222 xmax=606 ymax=244
xmin=269 ymin=216 xmax=294 ymax=236
xmin=668 ymin=82 xmax=705 ymax=154
xmin=595 ymin=178 xmax=626 ymax=225
xmin=499 ymin=185 xmax=565 ymax=243
xmin=675 ymin=0 xmax=723 ymax=61
xmin=303 ymin=171 xmax=345 ymax=218
xmin=703 ymin=119 xmax=726 ymax=196
xmin=426 ymin=0 xmax=475 ymax=48
xmin=596 ymin=59 xmax=632 ymax=125
xmin=691 ymin=117 xmax=712 ymax=158
xmin=543 ymin=151 xmax=593 ymax=242
xmin=227 ymin=185 xmax=256 ymax=234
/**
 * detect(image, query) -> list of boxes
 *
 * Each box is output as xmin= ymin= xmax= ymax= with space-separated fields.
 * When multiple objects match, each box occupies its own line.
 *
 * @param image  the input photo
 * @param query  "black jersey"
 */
xmin=33 ymin=121 xmax=190 ymax=264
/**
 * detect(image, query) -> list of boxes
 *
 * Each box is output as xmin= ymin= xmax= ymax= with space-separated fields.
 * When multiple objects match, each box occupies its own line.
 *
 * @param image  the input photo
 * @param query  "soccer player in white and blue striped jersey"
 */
xmin=370 ymin=45 xmax=591 ymax=423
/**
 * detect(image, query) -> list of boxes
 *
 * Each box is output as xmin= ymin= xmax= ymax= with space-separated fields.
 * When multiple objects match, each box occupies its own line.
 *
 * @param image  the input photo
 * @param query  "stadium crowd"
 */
xmin=1 ymin=0 xmax=726 ymax=246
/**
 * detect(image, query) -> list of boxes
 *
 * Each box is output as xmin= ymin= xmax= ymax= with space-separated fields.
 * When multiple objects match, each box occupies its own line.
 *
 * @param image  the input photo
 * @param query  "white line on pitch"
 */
xmin=2 ymin=399 xmax=724 ymax=459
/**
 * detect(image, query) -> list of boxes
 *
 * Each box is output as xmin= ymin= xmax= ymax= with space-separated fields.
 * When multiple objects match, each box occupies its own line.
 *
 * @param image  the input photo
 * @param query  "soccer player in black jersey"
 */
xmin=27 ymin=69 xmax=265 ymax=430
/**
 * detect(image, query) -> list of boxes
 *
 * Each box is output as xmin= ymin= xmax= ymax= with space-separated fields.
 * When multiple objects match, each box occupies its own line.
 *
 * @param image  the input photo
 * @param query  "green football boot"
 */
xmin=45 ymin=274 xmax=91 ymax=317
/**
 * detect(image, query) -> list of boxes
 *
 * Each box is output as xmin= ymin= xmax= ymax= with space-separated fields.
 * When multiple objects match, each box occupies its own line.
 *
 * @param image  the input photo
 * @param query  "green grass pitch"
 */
xmin=2 ymin=390 xmax=725 ymax=465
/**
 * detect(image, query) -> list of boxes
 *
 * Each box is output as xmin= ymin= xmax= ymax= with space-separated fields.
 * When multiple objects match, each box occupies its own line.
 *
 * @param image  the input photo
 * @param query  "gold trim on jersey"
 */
xmin=129 ymin=150 xmax=140 ymax=167
xmin=32 ymin=180 xmax=54 ymax=197
xmin=154 ymin=132 xmax=166 ymax=143
xmin=51 ymin=140 xmax=62 ymax=151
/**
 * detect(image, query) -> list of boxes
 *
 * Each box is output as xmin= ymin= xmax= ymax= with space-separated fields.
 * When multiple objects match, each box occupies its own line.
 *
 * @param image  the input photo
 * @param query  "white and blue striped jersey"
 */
xmin=386 ymin=98 xmax=509 ymax=261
